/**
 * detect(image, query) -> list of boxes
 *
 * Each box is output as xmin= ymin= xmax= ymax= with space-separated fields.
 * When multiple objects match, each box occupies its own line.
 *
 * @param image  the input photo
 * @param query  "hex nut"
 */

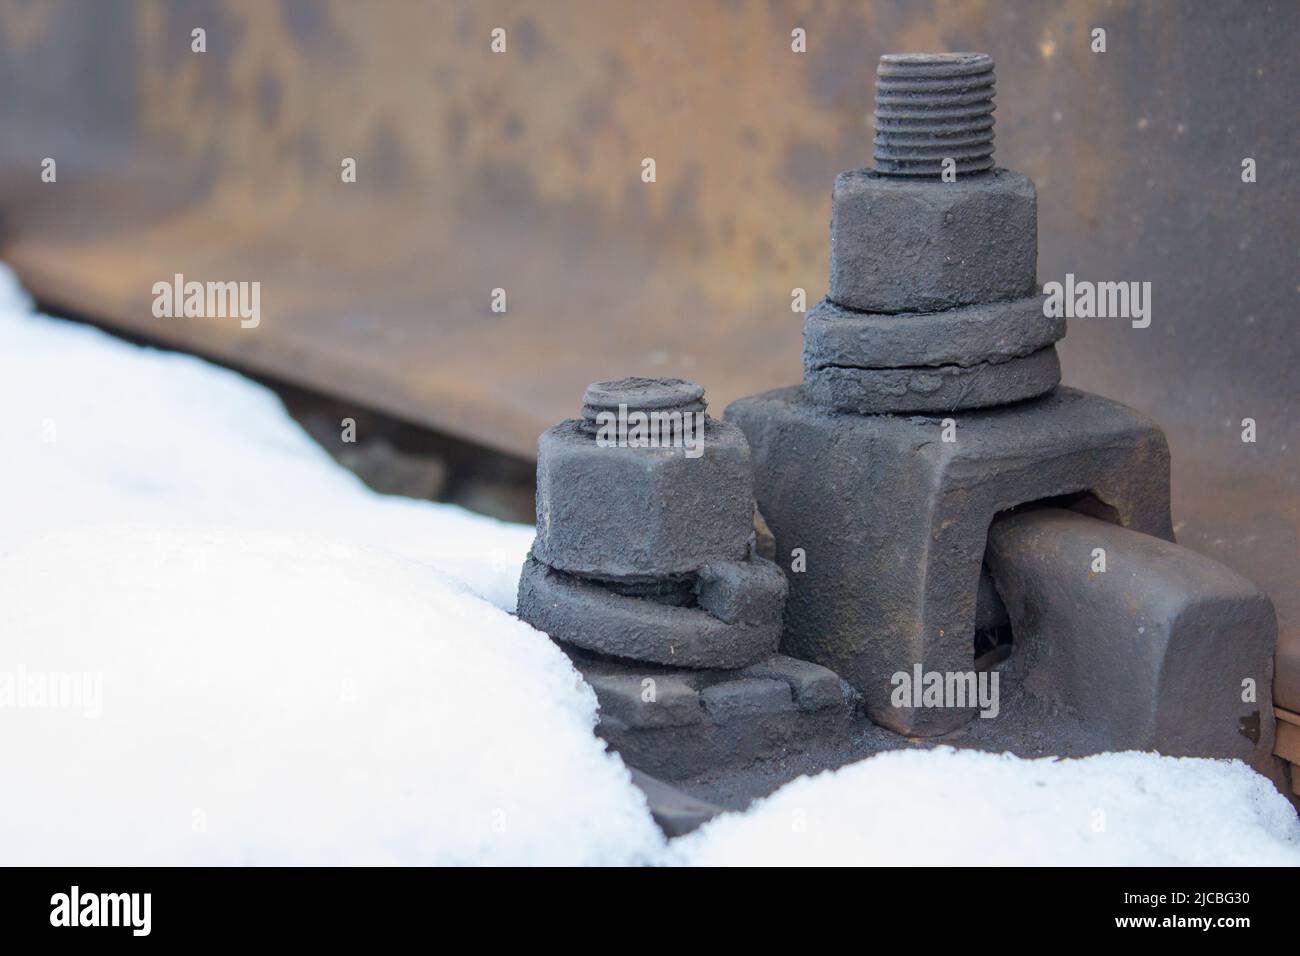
xmin=532 ymin=418 xmax=754 ymax=579
xmin=829 ymin=167 xmax=1037 ymax=314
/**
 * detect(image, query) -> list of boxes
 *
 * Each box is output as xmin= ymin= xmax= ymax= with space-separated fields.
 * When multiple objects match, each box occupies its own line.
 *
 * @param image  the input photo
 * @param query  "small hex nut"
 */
xmin=532 ymin=419 xmax=754 ymax=579
xmin=829 ymin=168 xmax=1037 ymax=314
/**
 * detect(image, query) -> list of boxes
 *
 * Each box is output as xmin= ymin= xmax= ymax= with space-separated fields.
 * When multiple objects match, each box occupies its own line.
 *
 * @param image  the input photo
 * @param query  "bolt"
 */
xmin=873 ymin=52 xmax=996 ymax=177
xmin=520 ymin=378 xmax=786 ymax=670
xmin=579 ymin=376 xmax=707 ymax=433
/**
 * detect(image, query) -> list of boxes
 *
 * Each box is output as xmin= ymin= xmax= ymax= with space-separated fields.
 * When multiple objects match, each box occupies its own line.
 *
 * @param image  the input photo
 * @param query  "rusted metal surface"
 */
xmin=0 ymin=1 xmax=1295 ymax=670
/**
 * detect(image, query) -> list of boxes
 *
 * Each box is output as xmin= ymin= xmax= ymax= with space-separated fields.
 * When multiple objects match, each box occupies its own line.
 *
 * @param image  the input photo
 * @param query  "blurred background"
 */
xmin=0 ymin=1 xmax=1295 ymax=650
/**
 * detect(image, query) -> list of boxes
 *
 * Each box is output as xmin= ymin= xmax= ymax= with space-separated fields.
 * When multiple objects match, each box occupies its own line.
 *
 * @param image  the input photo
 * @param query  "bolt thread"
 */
xmin=578 ymin=377 xmax=707 ymax=434
xmin=590 ymin=574 xmax=698 ymax=606
xmin=873 ymin=53 xmax=995 ymax=177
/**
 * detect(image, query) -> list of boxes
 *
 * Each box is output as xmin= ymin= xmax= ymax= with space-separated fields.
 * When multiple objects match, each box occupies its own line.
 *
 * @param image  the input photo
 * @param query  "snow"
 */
xmin=0 ymin=263 xmax=1296 ymax=866
xmin=0 ymin=267 xmax=659 ymax=865
xmin=672 ymin=748 xmax=1300 ymax=866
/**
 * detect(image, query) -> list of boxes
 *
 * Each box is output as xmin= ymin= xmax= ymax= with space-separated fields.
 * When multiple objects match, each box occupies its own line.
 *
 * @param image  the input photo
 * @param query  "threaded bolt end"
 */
xmin=873 ymin=52 xmax=995 ymax=177
xmin=579 ymin=377 xmax=707 ymax=433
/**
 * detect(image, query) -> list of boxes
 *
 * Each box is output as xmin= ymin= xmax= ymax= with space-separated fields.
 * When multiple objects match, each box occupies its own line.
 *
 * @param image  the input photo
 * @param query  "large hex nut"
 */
xmin=829 ymin=168 xmax=1037 ymax=314
xmin=531 ymin=418 xmax=754 ymax=579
